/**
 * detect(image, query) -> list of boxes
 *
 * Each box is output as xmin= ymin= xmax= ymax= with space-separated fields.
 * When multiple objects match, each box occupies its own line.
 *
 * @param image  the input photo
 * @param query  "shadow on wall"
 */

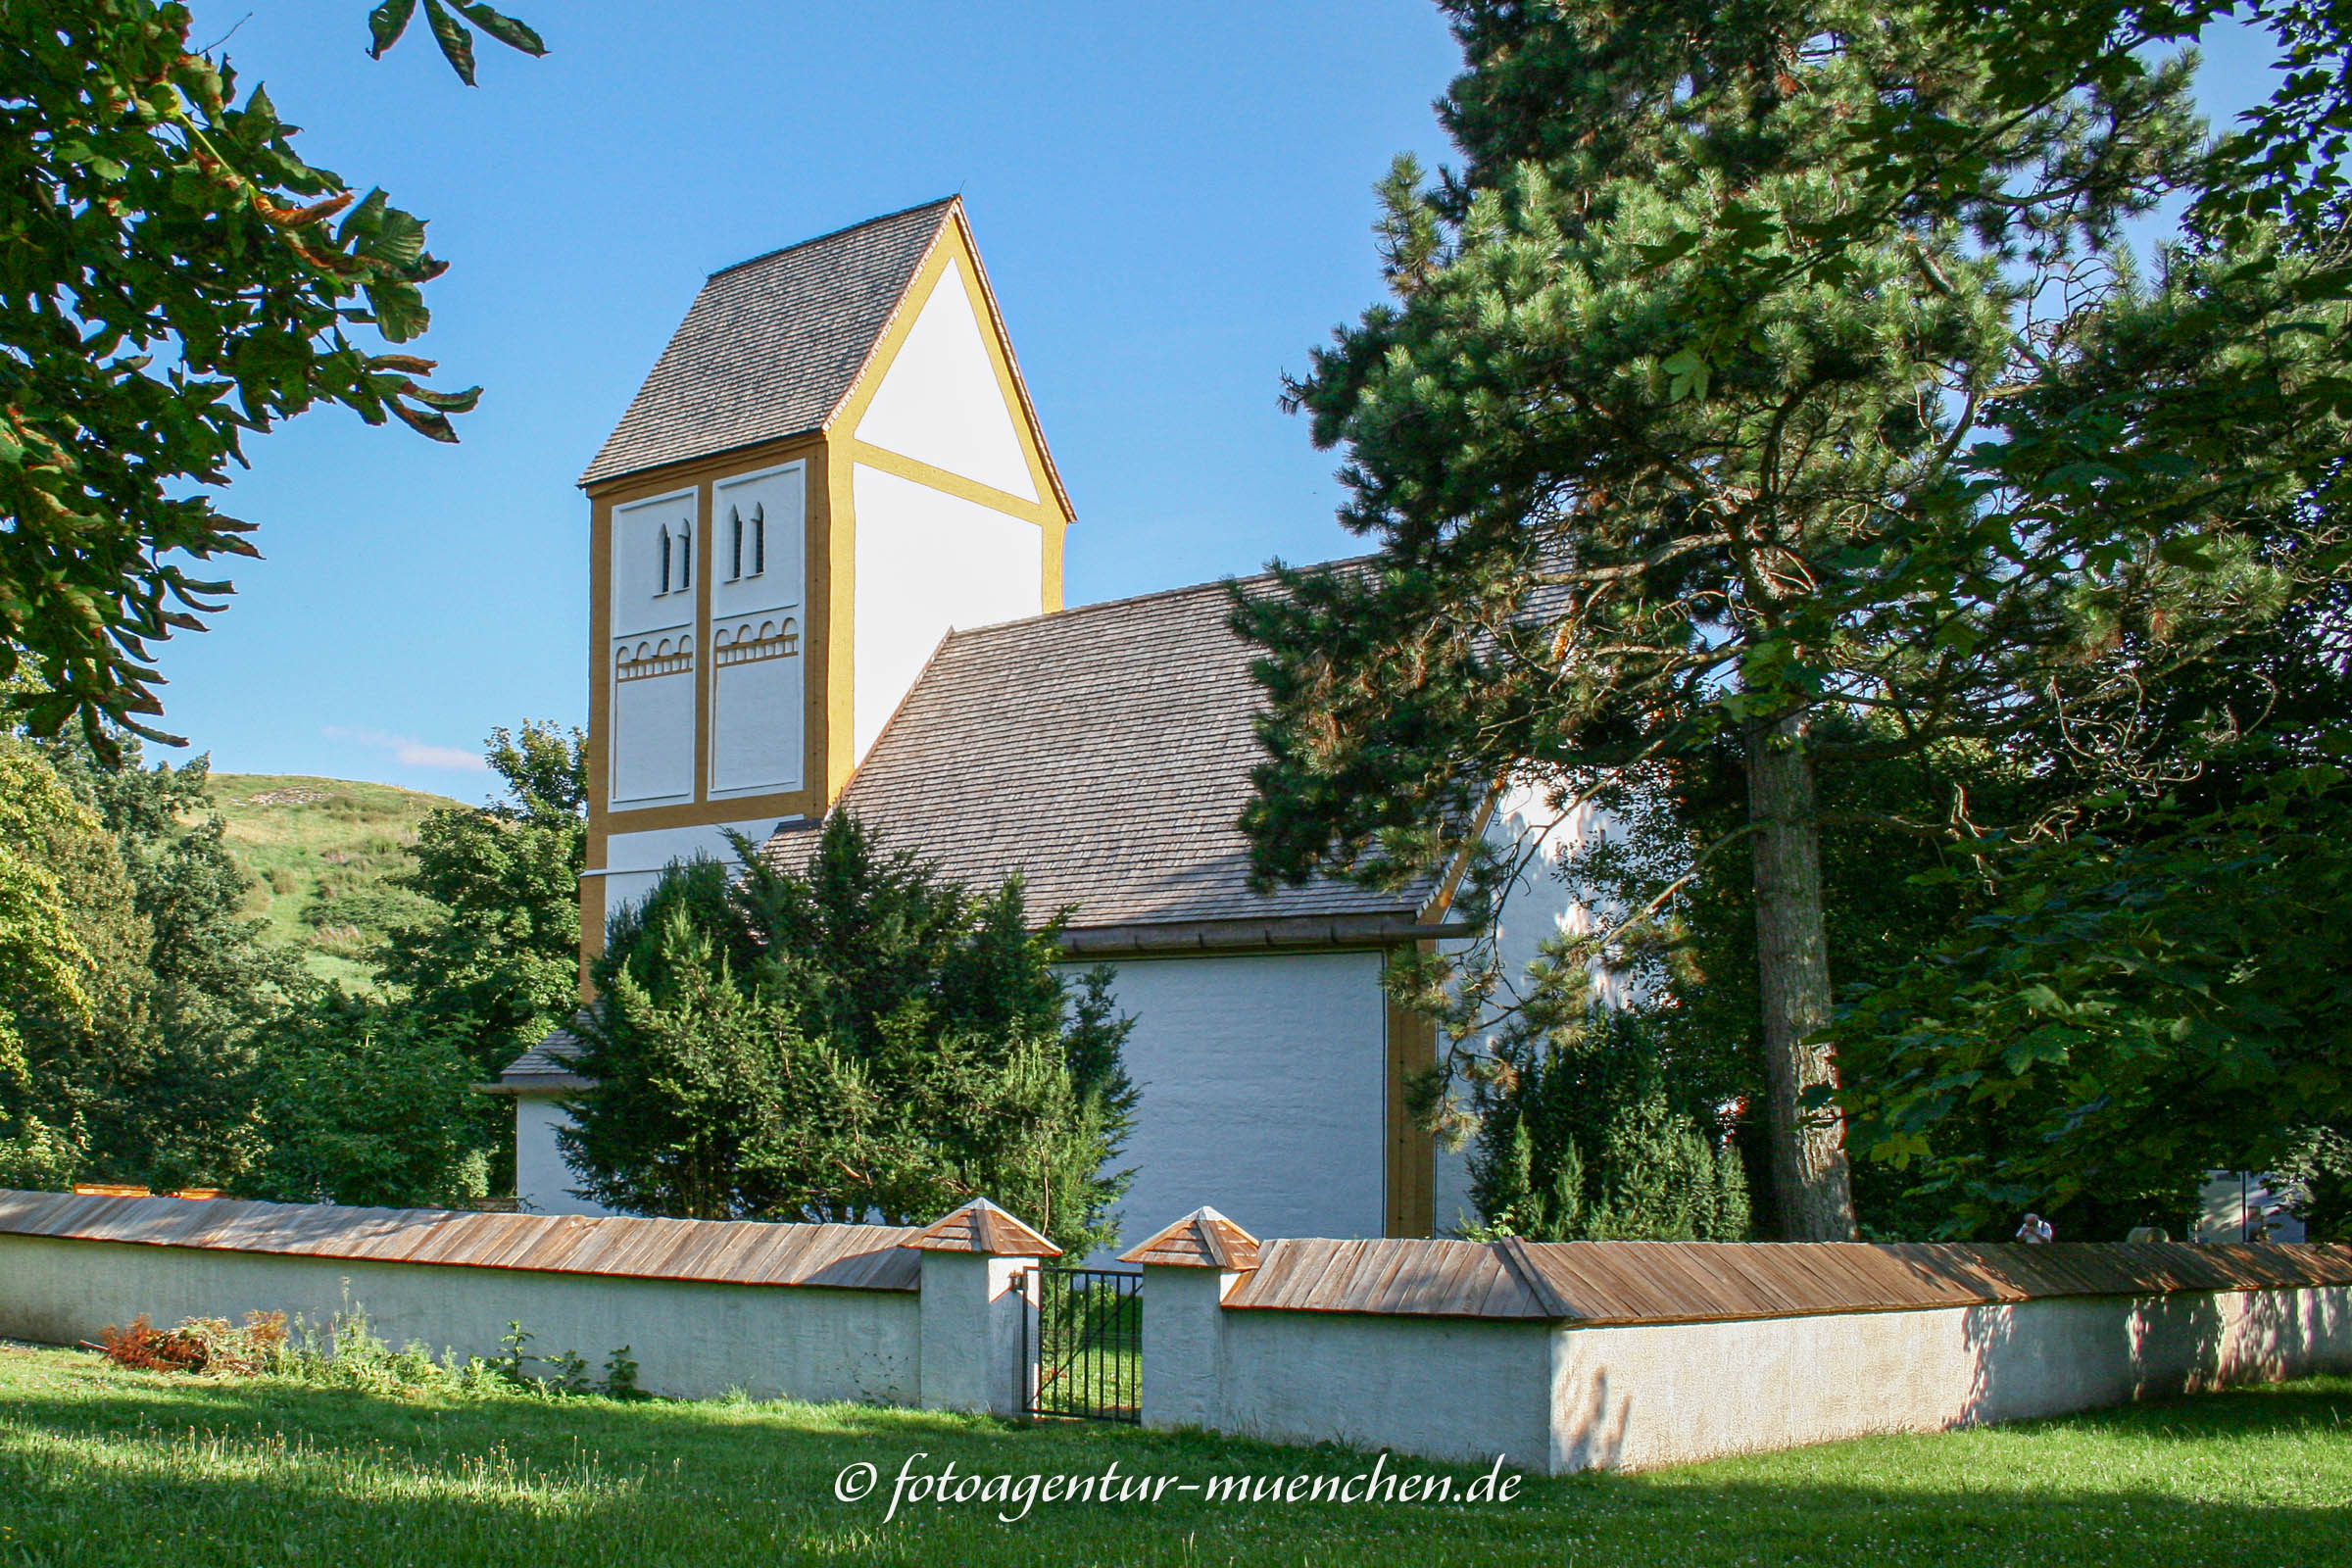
xmin=1961 ymin=1291 xmax=2231 ymax=1429
xmin=1551 ymin=1364 xmax=1631 ymax=1473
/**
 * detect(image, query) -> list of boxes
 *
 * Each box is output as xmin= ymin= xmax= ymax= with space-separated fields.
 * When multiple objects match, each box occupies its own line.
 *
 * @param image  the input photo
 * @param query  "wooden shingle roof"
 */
xmin=1119 ymin=1206 xmax=1261 ymax=1270
xmin=0 ymin=1190 xmax=921 ymax=1291
xmin=1222 ymin=1237 xmax=2352 ymax=1324
xmin=904 ymin=1198 xmax=1060 ymax=1257
xmin=763 ymin=574 xmax=1456 ymax=946
xmin=581 ymin=198 xmax=956 ymax=486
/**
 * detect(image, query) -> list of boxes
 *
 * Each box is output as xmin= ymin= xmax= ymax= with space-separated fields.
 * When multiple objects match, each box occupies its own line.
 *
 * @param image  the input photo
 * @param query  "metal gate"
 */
xmin=1022 ymin=1266 xmax=1141 ymax=1422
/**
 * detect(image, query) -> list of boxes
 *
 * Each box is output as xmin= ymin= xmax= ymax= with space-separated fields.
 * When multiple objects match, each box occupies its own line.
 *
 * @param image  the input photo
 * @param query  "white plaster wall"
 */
xmin=597 ymin=817 xmax=792 ymax=925
xmin=850 ymin=464 xmax=1043 ymax=760
xmin=710 ymin=464 xmax=806 ymax=620
xmin=0 ymin=1235 xmax=920 ymax=1404
xmin=1484 ymin=779 xmax=1634 ymax=1012
xmin=611 ymin=491 xmax=697 ymax=636
xmin=1077 ymin=954 xmax=1388 ymax=1247
xmin=710 ymin=639 xmax=804 ymax=797
xmin=1547 ymin=1287 xmax=2352 ymax=1472
xmin=1428 ymin=779 xmax=1638 ymax=1235
xmin=610 ymin=662 xmax=695 ymax=807
xmin=1214 ymin=1309 xmax=1554 ymax=1467
xmin=1141 ymin=1265 xmax=1246 ymax=1431
xmin=853 ymin=258 xmax=1038 ymax=502
xmin=514 ymin=1096 xmax=612 ymax=1218
xmin=916 ymin=1250 xmax=1041 ymax=1416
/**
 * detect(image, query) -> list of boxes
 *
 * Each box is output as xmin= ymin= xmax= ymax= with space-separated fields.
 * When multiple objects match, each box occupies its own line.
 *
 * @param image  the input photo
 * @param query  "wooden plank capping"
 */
xmin=1495 ymin=1236 xmax=1576 ymax=1320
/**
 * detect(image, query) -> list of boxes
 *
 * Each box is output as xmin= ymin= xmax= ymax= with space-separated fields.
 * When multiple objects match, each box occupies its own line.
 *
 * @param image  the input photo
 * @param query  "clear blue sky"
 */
xmin=160 ymin=2 xmax=2285 ymax=795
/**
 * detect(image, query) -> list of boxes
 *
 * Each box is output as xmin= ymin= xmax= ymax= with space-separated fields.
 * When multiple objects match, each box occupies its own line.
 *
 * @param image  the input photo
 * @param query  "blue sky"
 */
xmin=161 ymin=2 xmax=2285 ymax=796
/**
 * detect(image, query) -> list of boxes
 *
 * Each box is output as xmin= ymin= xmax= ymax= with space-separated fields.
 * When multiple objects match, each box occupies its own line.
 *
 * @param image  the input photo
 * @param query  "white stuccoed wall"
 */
xmin=1217 ymin=1308 xmax=1556 ymax=1466
xmin=1135 ymin=1261 xmax=2352 ymax=1474
xmin=849 ymin=465 xmax=1043 ymax=762
xmin=595 ymin=817 xmax=794 ymax=925
xmin=853 ymin=258 xmax=1039 ymax=503
xmin=1076 ymin=953 xmax=1389 ymax=1249
xmin=0 ymin=1235 xmax=919 ymax=1404
xmin=1429 ymin=780 xmax=1630 ymax=1234
xmin=514 ymin=1097 xmax=611 ymax=1218
xmin=1545 ymin=1286 xmax=2352 ymax=1471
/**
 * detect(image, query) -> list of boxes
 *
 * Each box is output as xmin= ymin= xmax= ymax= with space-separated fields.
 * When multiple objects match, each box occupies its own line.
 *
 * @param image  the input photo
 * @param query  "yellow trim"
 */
xmin=827 ymin=216 xmax=1069 ymax=612
xmin=577 ymin=874 xmax=606 ymax=997
xmin=1385 ymin=944 xmax=1439 ymax=1238
xmin=847 ymin=440 xmax=1058 ymax=524
xmin=819 ymin=436 xmax=859 ymax=800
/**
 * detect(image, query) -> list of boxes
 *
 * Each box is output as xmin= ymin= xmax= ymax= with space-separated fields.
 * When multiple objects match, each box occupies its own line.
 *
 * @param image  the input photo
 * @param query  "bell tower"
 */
xmin=575 ymin=198 xmax=1073 ymax=978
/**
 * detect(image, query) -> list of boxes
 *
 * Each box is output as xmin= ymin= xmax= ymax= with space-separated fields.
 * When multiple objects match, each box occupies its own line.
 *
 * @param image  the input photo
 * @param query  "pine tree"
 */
xmin=1239 ymin=0 xmax=2347 ymax=1236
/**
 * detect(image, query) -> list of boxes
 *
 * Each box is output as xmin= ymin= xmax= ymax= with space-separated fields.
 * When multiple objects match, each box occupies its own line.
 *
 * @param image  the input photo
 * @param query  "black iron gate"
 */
xmin=1022 ymin=1266 xmax=1141 ymax=1422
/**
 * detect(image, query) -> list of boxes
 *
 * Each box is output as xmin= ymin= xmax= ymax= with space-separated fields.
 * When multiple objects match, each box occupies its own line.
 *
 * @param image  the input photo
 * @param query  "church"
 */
xmin=492 ymin=198 xmax=1588 ymax=1245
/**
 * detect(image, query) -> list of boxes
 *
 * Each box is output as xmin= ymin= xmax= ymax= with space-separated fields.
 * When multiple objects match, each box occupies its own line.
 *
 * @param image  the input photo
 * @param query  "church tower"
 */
xmin=576 ymin=198 xmax=1073 ymax=973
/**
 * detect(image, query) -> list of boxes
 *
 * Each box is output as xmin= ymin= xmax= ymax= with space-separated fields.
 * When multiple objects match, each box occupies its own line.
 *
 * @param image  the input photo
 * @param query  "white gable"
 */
xmin=853 ymin=259 xmax=1040 ymax=503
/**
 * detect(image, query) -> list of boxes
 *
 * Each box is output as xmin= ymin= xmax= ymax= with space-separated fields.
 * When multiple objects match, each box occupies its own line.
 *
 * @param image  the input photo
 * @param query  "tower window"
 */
xmin=677 ymin=520 xmax=692 ymax=591
xmin=658 ymin=524 xmax=671 ymax=596
xmin=726 ymin=503 xmax=766 ymax=582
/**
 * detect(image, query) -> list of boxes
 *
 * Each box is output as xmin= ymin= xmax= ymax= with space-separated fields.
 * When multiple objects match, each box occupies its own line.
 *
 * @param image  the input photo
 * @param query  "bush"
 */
xmin=98 ymin=1311 xmax=285 ymax=1375
xmin=1467 ymin=1011 xmax=1749 ymax=1242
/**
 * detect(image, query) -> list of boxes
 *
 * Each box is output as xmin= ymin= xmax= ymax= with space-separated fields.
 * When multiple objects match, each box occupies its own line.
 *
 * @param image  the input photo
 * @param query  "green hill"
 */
xmin=205 ymin=774 xmax=469 ymax=989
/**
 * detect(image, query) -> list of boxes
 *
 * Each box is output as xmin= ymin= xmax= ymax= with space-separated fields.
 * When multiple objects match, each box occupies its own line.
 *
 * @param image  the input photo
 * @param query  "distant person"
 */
xmin=2016 ymin=1213 xmax=2055 ymax=1244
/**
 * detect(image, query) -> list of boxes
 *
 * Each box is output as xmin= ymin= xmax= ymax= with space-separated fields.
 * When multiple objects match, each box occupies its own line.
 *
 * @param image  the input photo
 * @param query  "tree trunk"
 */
xmin=1743 ymin=712 xmax=1858 ymax=1241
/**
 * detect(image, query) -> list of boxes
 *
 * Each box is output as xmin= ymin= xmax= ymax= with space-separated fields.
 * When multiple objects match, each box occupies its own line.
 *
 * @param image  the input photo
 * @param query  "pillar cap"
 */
xmin=1118 ymin=1206 xmax=1260 ymax=1271
xmin=905 ymin=1198 xmax=1061 ymax=1257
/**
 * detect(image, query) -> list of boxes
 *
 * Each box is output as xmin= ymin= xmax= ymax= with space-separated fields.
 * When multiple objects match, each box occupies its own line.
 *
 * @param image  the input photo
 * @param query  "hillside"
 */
xmin=205 ymin=774 xmax=468 ymax=989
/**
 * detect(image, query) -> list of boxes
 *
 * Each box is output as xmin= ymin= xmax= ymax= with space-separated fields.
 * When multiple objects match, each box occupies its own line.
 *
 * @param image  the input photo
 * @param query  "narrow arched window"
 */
xmin=728 ymin=507 xmax=744 ymax=582
xmin=657 ymin=524 xmax=672 ymax=596
xmin=677 ymin=521 xmax=692 ymax=591
xmin=749 ymin=503 xmax=765 ymax=577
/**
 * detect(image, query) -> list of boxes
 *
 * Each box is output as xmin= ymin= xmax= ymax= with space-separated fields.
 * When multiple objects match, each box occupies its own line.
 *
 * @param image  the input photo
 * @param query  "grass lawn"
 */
xmin=1 ymin=1343 xmax=2346 ymax=1567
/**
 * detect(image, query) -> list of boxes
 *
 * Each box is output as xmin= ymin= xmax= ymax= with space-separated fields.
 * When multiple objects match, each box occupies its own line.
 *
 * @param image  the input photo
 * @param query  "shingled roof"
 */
xmin=488 ymin=1017 xmax=593 ymax=1093
xmin=581 ymin=198 xmax=957 ymax=486
xmin=762 ymin=574 xmax=1458 ymax=949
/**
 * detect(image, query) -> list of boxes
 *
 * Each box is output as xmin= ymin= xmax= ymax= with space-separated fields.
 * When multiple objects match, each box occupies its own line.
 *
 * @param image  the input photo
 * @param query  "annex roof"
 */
xmin=762 ymin=574 xmax=1454 ymax=947
xmin=581 ymin=198 xmax=957 ymax=486
xmin=0 ymin=1189 xmax=921 ymax=1292
xmin=488 ymin=1017 xmax=593 ymax=1093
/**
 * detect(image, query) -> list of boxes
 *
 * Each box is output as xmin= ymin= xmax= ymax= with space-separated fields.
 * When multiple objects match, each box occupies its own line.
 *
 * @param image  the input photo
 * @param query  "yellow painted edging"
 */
xmin=1385 ymin=945 xmax=1440 ymax=1239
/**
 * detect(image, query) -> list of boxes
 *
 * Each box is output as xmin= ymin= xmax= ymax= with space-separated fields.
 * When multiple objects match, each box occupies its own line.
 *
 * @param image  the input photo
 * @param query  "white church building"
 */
xmin=493 ymin=198 xmax=1587 ymax=1244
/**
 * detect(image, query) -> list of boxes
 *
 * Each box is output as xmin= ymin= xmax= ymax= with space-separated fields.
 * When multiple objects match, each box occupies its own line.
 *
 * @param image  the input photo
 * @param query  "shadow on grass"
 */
xmin=2 ymin=1359 xmax=2348 ymax=1568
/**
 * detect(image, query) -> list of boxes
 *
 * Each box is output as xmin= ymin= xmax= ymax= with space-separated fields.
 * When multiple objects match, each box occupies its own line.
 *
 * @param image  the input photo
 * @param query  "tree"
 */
xmin=1836 ymin=744 xmax=2352 ymax=1236
xmin=378 ymin=721 xmax=586 ymax=1078
xmin=1238 ymin=0 xmax=2348 ymax=1237
xmin=247 ymin=988 xmax=490 ymax=1209
xmin=0 ymin=734 xmax=110 ymax=1187
xmin=0 ymin=1 xmax=542 ymax=751
xmin=11 ymin=734 xmax=306 ymax=1190
xmin=1466 ymin=1009 xmax=1750 ymax=1242
xmin=562 ymin=816 xmax=1137 ymax=1255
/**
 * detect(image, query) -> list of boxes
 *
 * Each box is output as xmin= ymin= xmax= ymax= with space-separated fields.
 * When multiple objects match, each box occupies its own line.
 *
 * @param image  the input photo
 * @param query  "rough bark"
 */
xmin=1743 ymin=712 xmax=1859 ymax=1241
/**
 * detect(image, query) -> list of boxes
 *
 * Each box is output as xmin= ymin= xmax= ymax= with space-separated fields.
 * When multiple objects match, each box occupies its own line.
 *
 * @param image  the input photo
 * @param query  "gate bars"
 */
xmin=1021 ymin=1265 xmax=1141 ymax=1422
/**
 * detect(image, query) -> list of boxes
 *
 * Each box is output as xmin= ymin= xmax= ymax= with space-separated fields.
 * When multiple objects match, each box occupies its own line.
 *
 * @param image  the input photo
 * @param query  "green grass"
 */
xmin=205 ymin=773 xmax=465 ymax=988
xmin=2 ymin=1343 xmax=2347 ymax=1566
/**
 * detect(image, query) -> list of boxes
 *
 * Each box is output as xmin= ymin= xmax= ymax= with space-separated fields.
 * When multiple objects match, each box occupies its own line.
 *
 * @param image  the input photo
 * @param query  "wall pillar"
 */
xmin=1121 ymin=1206 xmax=1261 ymax=1432
xmin=906 ymin=1199 xmax=1059 ymax=1416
